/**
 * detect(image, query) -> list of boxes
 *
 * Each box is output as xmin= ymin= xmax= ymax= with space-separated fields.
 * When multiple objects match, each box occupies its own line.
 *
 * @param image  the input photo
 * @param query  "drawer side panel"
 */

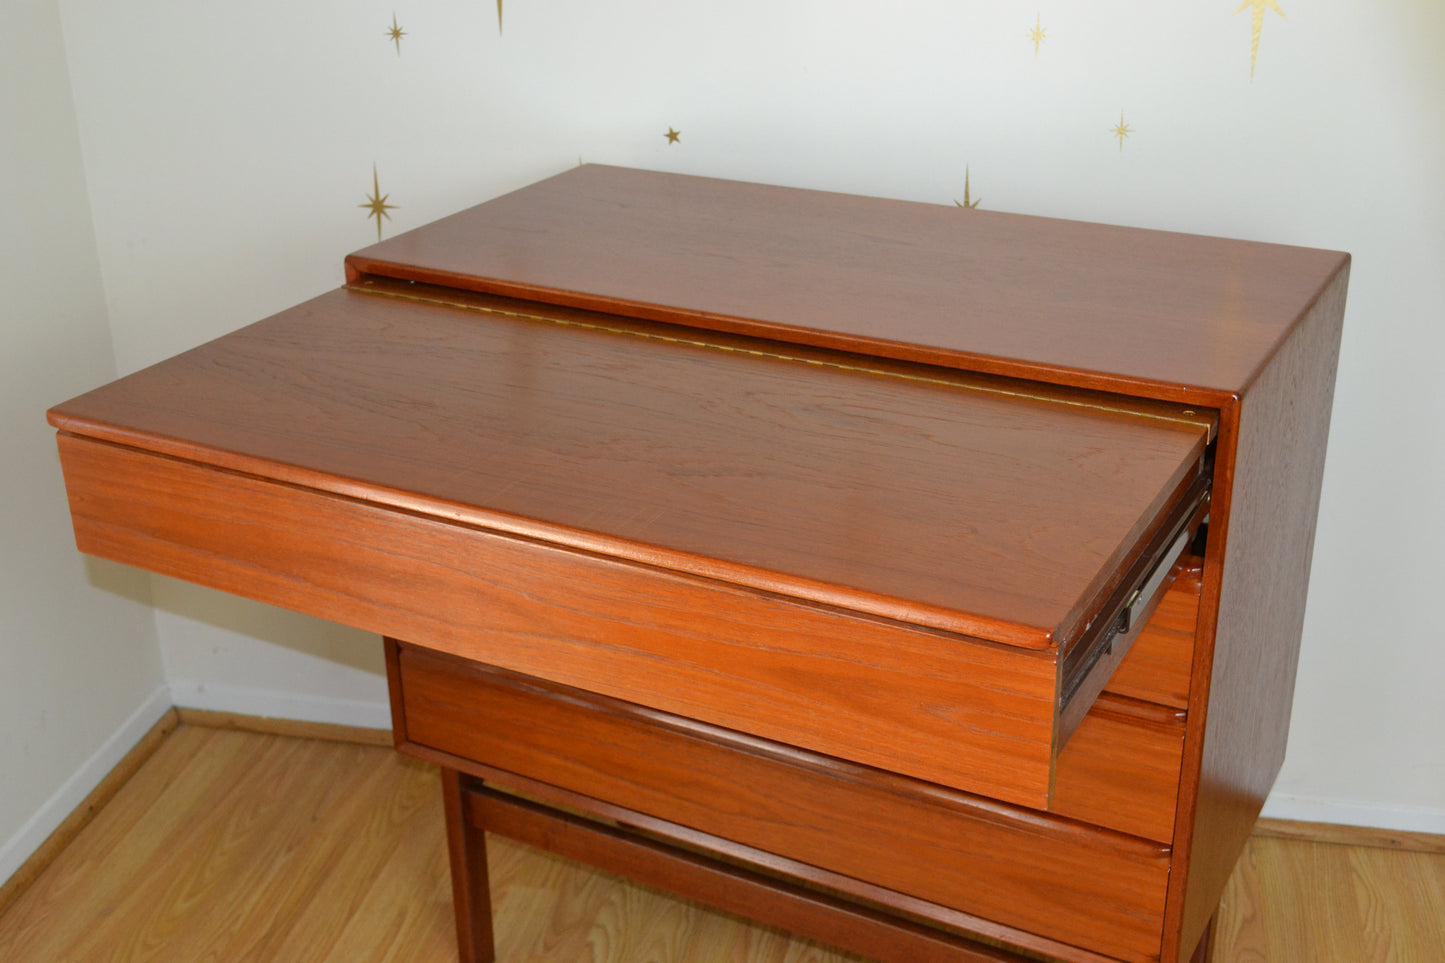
xmin=1104 ymin=564 xmax=1201 ymax=709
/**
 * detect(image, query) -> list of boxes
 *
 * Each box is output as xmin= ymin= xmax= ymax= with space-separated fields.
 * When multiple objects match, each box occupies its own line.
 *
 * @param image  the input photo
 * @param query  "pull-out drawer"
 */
xmin=390 ymin=640 xmax=1174 ymax=963
xmin=1103 ymin=558 xmax=1202 ymax=710
xmin=50 ymin=286 xmax=1212 ymax=811
xmin=1050 ymin=556 xmax=1202 ymax=841
xmin=59 ymin=427 xmax=1198 ymax=814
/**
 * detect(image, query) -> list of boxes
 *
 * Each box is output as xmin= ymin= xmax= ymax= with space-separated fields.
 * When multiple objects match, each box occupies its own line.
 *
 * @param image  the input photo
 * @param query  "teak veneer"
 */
xmin=48 ymin=165 xmax=1349 ymax=963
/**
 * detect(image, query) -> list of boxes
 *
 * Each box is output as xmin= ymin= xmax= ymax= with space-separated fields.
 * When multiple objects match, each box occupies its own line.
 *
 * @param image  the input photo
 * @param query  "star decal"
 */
xmin=360 ymin=165 xmax=397 ymax=241
xmin=1027 ymin=15 xmax=1047 ymax=57
xmin=954 ymin=167 xmax=981 ymax=209
xmin=1234 ymin=0 xmax=1285 ymax=79
xmin=664 ymin=127 xmax=681 ymax=144
xmin=386 ymin=14 xmax=405 ymax=56
xmin=1111 ymin=112 xmax=1132 ymax=151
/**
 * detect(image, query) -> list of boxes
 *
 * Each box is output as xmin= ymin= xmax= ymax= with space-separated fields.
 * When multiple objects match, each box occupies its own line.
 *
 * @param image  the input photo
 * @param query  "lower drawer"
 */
xmin=1052 ymin=693 xmax=1185 ymax=842
xmin=391 ymin=641 xmax=1173 ymax=963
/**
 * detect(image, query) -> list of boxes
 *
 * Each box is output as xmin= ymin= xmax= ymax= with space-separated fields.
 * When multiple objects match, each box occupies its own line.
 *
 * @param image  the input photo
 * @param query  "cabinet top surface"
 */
xmin=346 ymin=164 xmax=1349 ymax=397
xmin=50 ymin=285 xmax=1207 ymax=649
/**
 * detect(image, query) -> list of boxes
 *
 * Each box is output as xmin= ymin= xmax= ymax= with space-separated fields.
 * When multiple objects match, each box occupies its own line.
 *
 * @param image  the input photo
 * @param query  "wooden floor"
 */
xmin=0 ymin=725 xmax=1441 ymax=962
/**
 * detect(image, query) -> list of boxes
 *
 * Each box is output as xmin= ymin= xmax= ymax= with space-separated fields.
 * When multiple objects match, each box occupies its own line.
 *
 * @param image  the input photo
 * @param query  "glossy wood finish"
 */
xmin=347 ymin=164 xmax=1347 ymax=398
xmin=47 ymin=285 xmax=1208 ymax=651
xmin=46 ymin=166 xmax=1352 ymax=963
xmin=441 ymin=769 xmax=494 ymax=963
xmin=1052 ymin=694 xmax=1185 ymax=843
xmin=464 ymin=780 xmax=1024 ymax=963
xmin=58 ymin=432 xmax=1065 ymax=807
xmin=398 ymin=611 xmax=1189 ymax=844
xmin=1161 ymin=265 xmax=1350 ymax=962
xmin=391 ymin=641 xmax=1172 ymax=962
xmin=1102 ymin=560 xmax=1201 ymax=710
xmin=9 ymin=726 xmax=1440 ymax=963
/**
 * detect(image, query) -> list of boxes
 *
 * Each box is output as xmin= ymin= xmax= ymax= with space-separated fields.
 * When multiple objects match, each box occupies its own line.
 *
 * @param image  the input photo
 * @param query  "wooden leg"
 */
xmin=441 ymin=767 xmax=495 ymax=963
xmin=1188 ymin=911 xmax=1217 ymax=963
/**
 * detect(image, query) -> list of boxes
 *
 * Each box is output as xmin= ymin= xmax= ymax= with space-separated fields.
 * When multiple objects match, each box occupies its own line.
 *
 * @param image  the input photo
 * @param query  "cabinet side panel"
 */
xmin=1172 ymin=265 xmax=1349 ymax=958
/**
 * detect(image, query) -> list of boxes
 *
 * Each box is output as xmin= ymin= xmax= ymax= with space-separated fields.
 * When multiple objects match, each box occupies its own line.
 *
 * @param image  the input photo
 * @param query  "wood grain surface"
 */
xmin=5 ymin=724 xmax=1439 ymax=963
xmin=0 ymin=727 xmax=456 ymax=963
xmin=37 ymin=166 xmax=1356 ymax=963
xmin=47 ymin=285 xmax=1208 ymax=650
xmin=174 ymin=707 xmax=393 ymax=747
xmin=393 ymin=643 xmax=1172 ymax=962
xmin=56 ymin=432 xmax=1067 ymax=807
xmin=1103 ymin=560 xmax=1201 ymax=709
xmin=443 ymin=768 xmax=496 ymax=963
xmin=1215 ymin=836 xmax=1445 ymax=961
xmin=1051 ymin=694 xmax=1186 ymax=843
xmin=463 ymin=780 xmax=1026 ymax=963
xmin=1161 ymin=265 xmax=1350 ymax=962
xmin=1252 ymin=818 xmax=1445 ymax=856
xmin=0 ymin=711 xmax=178 ymax=920
xmin=346 ymin=164 xmax=1348 ymax=398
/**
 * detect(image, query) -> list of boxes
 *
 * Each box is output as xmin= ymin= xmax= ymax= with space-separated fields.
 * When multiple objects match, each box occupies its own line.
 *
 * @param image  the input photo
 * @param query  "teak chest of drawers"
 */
xmin=48 ymin=166 xmax=1349 ymax=963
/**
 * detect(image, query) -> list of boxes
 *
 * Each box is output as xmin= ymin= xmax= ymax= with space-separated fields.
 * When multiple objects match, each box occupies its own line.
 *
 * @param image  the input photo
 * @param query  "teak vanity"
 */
xmin=48 ymin=166 xmax=1349 ymax=963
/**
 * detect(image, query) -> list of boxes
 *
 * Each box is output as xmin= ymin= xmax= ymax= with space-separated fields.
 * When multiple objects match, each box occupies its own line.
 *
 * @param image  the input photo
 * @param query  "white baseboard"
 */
xmin=0 ymin=683 xmax=173 ymax=886
xmin=167 ymin=680 xmax=392 ymax=731
xmin=1261 ymin=793 xmax=1445 ymax=836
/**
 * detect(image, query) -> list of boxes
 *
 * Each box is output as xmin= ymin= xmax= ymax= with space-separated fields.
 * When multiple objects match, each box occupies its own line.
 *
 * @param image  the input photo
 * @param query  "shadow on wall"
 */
xmin=81 ymin=556 xmax=153 ymax=610
xmin=89 ymin=561 xmax=385 ymax=679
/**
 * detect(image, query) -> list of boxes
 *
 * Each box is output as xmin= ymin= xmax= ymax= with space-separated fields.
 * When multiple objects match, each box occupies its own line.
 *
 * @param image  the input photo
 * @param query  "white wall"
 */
xmin=51 ymin=0 xmax=1445 ymax=830
xmin=0 ymin=0 xmax=166 ymax=884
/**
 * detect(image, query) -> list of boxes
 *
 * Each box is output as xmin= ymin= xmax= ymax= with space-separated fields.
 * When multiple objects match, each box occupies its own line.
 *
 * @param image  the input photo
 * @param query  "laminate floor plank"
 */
xmin=0 ymin=727 xmax=261 ymax=961
xmin=2 ymin=725 xmax=1441 ymax=962
xmin=1213 ymin=836 xmax=1445 ymax=962
xmin=205 ymin=740 xmax=437 ymax=961
xmin=46 ymin=731 xmax=361 ymax=961
xmin=1349 ymin=845 xmax=1445 ymax=961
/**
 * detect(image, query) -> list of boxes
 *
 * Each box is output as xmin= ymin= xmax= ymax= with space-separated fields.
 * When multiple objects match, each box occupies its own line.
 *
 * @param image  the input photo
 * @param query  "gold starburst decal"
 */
xmin=1111 ymin=112 xmax=1132 ymax=151
xmin=1027 ymin=15 xmax=1047 ymax=57
xmin=1234 ymin=0 xmax=1285 ymax=79
xmin=360 ymin=165 xmax=397 ymax=241
xmin=664 ymin=127 xmax=681 ymax=144
xmin=387 ymin=14 xmax=405 ymax=55
xmin=955 ymin=167 xmax=981 ymax=209
xmin=497 ymin=1 xmax=503 ymax=34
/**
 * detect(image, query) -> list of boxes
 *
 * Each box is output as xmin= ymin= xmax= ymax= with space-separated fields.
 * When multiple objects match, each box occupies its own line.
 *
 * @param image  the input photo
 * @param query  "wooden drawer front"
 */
xmin=1103 ymin=561 xmax=1202 ymax=710
xmin=394 ymin=644 xmax=1171 ymax=963
xmin=58 ymin=433 xmax=1062 ymax=809
xmin=1050 ymin=695 xmax=1185 ymax=842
